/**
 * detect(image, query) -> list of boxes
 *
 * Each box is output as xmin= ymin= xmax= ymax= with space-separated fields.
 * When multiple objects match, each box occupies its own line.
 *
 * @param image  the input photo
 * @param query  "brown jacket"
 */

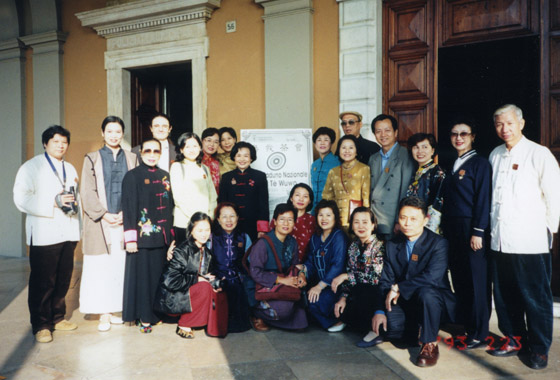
xmin=81 ymin=149 xmax=138 ymax=255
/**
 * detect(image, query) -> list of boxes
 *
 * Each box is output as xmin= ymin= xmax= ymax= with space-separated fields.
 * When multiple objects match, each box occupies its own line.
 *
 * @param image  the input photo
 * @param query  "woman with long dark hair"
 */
xmin=170 ymin=132 xmax=217 ymax=244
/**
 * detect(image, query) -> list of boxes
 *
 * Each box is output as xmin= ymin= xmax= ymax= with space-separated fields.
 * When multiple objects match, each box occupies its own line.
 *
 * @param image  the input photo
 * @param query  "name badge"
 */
xmin=237 ymin=242 xmax=243 ymax=248
xmin=411 ymin=254 xmax=418 ymax=262
xmin=385 ymin=167 xmax=390 ymax=173
xmin=458 ymin=169 xmax=466 ymax=180
xmin=144 ymin=179 xmax=150 ymax=184
xmin=512 ymin=164 xmax=519 ymax=170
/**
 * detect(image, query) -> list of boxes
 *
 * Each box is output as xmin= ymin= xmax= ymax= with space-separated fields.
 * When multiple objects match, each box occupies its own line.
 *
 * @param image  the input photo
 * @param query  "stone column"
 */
xmin=256 ymin=0 xmax=314 ymax=130
xmin=0 ymin=39 xmax=26 ymax=257
xmin=20 ymin=31 xmax=67 ymax=155
xmin=337 ymin=0 xmax=382 ymax=141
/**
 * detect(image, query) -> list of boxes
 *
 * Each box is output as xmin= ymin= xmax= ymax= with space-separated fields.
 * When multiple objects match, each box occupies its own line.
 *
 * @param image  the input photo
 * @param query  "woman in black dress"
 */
xmin=122 ymin=139 xmax=174 ymax=333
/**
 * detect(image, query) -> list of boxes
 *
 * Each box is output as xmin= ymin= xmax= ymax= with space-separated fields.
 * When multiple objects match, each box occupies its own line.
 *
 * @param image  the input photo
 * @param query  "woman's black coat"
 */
xmin=154 ymin=239 xmax=213 ymax=314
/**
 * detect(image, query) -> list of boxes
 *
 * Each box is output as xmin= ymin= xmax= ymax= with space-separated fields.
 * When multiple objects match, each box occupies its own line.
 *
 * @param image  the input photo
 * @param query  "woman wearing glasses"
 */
xmin=442 ymin=119 xmax=492 ymax=350
xmin=121 ymin=139 xmax=175 ymax=333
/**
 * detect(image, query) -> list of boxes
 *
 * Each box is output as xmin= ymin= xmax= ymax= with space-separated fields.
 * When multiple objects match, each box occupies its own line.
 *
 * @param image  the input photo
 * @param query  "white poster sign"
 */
xmin=241 ymin=129 xmax=313 ymax=218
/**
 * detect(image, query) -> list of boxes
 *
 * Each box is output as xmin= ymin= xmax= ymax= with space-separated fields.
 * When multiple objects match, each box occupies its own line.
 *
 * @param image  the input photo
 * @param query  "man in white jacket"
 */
xmin=13 ymin=125 xmax=81 ymax=343
xmin=488 ymin=104 xmax=560 ymax=370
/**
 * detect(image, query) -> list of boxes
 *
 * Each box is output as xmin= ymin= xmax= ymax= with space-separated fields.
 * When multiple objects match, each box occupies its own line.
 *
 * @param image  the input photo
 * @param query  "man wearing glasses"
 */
xmin=339 ymin=111 xmax=380 ymax=164
xmin=132 ymin=113 xmax=175 ymax=172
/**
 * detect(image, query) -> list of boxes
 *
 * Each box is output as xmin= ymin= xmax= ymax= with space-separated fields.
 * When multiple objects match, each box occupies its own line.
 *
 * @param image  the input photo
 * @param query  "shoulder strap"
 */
xmin=242 ymin=234 xmax=284 ymax=274
xmin=262 ymin=234 xmax=283 ymax=272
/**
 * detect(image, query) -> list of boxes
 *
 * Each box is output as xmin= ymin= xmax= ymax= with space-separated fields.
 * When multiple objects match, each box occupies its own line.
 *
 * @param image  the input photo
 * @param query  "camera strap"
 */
xmin=44 ymin=152 xmax=67 ymax=190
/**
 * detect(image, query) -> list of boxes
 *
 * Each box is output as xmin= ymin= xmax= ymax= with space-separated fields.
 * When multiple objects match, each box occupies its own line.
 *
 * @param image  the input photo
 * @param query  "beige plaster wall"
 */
xmin=61 ymin=0 xmax=108 ymax=171
xmin=206 ymin=0 xmax=266 ymax=133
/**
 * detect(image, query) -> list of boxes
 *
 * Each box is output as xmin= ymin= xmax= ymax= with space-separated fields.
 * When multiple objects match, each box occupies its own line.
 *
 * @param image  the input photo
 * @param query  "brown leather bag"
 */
xmin=243 ymin=234 xmax=301 ymax=302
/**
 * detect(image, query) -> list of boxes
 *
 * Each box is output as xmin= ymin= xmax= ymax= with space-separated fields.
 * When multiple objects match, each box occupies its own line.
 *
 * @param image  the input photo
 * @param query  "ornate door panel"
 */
xmin=383 ymin=0 xmax=437 ymax=143
xmin=440 ymin=0 xmax=538 ymax=46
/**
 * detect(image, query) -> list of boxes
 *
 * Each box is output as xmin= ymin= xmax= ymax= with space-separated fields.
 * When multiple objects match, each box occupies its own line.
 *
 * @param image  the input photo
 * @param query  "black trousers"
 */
xmin=386 ymin=286 xmax=446 ymax=344
xmin=339 ymin=283 xmax=383 ymax=332
xmin=28 ymin=241 xmax=77 ymax=334
xmin=445 ymin=217 xmax=490 ymax=341
xmin=491 ymin=251 xmax=553 ymax=355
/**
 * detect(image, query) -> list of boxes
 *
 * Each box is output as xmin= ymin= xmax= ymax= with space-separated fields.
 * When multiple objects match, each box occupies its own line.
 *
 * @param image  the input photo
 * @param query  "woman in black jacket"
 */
xmin=154 ymin=212 xmax=228 ymax=338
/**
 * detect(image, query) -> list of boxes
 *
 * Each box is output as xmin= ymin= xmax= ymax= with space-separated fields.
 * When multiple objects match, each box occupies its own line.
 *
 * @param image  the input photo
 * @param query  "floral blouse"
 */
xmin=406 ymin=160 xmax=445 ymax=211
xmin=340 ymin=235 xmax=385 ymax=298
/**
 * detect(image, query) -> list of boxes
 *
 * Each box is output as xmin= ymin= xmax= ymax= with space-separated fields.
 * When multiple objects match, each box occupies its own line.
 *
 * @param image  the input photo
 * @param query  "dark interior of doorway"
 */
xmin=130 ymin=62 xmax=193 ymax=147
xmin=437 ymin=36 xmax=540 ymax=170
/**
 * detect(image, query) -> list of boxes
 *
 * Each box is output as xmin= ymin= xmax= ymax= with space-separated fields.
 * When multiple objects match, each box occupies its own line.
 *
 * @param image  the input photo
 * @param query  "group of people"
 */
xmin=13 ymin=104 xmax=559 ymax=371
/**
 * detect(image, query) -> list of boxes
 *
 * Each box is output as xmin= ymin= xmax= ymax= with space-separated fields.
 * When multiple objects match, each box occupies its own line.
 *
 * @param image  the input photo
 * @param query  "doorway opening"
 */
xmin=130 ymin=62 xmax=193 ymax=147
xmin=437 ymin=36 xmax=540 ymax=169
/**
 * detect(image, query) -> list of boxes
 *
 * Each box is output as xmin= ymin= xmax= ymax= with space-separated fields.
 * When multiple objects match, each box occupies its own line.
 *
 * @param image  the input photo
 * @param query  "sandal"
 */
xmin=176 ymin=326 xmax=194 ymax=339
xmin=136 ymin=320 xmax=152 ymax=334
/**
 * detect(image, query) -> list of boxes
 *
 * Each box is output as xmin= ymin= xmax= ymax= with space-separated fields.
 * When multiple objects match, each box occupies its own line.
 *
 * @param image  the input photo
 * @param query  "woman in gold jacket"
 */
xmin=322 ymin=135 xmax=371 ymax=229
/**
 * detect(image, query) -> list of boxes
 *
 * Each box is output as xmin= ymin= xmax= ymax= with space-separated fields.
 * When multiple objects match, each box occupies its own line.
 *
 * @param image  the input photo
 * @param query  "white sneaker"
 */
xmin=327 ymin=322 xmax=346 ymax=332
xmin=98 ymin=314 xmax=111 ymax=332
xmin=110 ymin=315 xmax=124 ymax=324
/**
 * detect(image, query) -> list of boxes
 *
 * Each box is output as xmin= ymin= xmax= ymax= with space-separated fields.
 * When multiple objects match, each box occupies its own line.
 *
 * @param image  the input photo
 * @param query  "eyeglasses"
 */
xmin=142 ymin=149 xmax=162 ymax=155
xmin=277 ymin=217 xmax=295 ymax=224
xmin=450 ymin=132 xmax=471 ymax=139
xmin=341 ymin=120 xmax=358 ymax=127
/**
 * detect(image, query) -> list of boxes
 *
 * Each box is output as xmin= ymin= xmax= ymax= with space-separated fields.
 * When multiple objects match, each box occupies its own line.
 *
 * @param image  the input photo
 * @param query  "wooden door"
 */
xmin=383 ymin=0 xmax=437 ymax=143
xmin=131 ymin=72 xmax=163 ymax=147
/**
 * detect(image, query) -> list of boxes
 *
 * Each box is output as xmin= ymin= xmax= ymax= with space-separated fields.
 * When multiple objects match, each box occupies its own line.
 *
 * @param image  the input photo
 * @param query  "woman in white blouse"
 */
xmin=170 ymin=132 xmax=217 ymax=244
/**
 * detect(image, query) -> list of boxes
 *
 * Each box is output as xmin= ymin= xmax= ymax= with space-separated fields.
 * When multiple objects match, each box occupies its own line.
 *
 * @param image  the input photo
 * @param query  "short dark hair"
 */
xmin=314 ymin=199 xmax=342 ymax=232
xmin=312 ymin=126 xmax=336 ymax=144
xmin=101 ymin=116 xmax=125 ymax=132
xmin=186 ymin=212 xmax=212 ymax=245
xmin=348 ymin=206 xmax=377 ymax=235
xmin=273 ymin=203 xmax=297 ymax=223
xmin=230 ymin=141 xmax=257 ymax=162
xmin=449 ymin=116 xmax=478 ymax=136
xmin=287 ymin=183 xmax=314 ymax=213
xmin=151 ymin=112 xmax=171 ymax=126
xmin=219 ymin=126 xmax=237 ymax=141
xmin=141 ymin=139 xmax=162 ymax=151
xmin=407 ymin=133 xmax=438 ymax=158
xmin=335 ymin=134 xmax=358 ymax=160
xmin=371 ymin=114 xmax=398 ymax=132
xmin=42 ymin=125 xmax=71 ymax=146
xmin=202 ymin=127 xmax=220 ymax=140
xmin=176 ymin=132 xmax=203 ymax=164
xmin=399 ymin=196 xmax=428 ymax=217
xmin=213 ymin=202 xmax=240 ymax=233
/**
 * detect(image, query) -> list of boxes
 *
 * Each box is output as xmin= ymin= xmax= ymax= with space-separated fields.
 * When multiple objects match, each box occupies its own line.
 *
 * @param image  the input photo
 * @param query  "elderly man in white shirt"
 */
xmin=13 ymin=126 xmax=81 ymax=344
xmin=487 ymin=104 xmax=560 ymax=370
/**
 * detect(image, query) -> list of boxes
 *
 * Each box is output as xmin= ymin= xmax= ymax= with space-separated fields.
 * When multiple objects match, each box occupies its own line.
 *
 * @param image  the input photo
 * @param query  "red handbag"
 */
xmin=252 ymin=235 xmax=301 ymax=302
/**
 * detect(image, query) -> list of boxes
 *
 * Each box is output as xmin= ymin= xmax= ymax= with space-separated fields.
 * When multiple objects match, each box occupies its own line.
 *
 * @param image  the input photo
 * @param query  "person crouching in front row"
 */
xmin=373 ymin=196 xmax=456 ymax=367
xmin=154 ymin=212 xmax=228 ymax=338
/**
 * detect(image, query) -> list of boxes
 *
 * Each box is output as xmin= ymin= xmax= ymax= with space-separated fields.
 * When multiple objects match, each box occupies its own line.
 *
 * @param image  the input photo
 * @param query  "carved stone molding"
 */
xmin=76 ymin=0 xmax=220 ymax=38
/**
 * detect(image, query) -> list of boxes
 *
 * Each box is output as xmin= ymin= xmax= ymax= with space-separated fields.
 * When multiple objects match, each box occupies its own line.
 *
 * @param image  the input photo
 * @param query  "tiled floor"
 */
xmin=1 ymin=256 xmax=558 ymax=380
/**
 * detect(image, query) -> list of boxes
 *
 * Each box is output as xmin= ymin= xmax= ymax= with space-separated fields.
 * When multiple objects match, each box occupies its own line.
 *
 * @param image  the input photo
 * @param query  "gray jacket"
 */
xmin=368 ymin=144 xmax=414 ymax=236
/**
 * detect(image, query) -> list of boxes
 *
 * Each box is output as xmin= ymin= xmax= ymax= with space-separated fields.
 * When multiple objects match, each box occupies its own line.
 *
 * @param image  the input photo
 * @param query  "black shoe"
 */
xmin=488 ymin=344 xmax=520 ymax=357
xmin=454 ymin=337 xmax=486 ymax=350
xmin=356 ymin=334 xmax=384 ymax=348
xmin=528 ymin=353 xmax=548 ymax=370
